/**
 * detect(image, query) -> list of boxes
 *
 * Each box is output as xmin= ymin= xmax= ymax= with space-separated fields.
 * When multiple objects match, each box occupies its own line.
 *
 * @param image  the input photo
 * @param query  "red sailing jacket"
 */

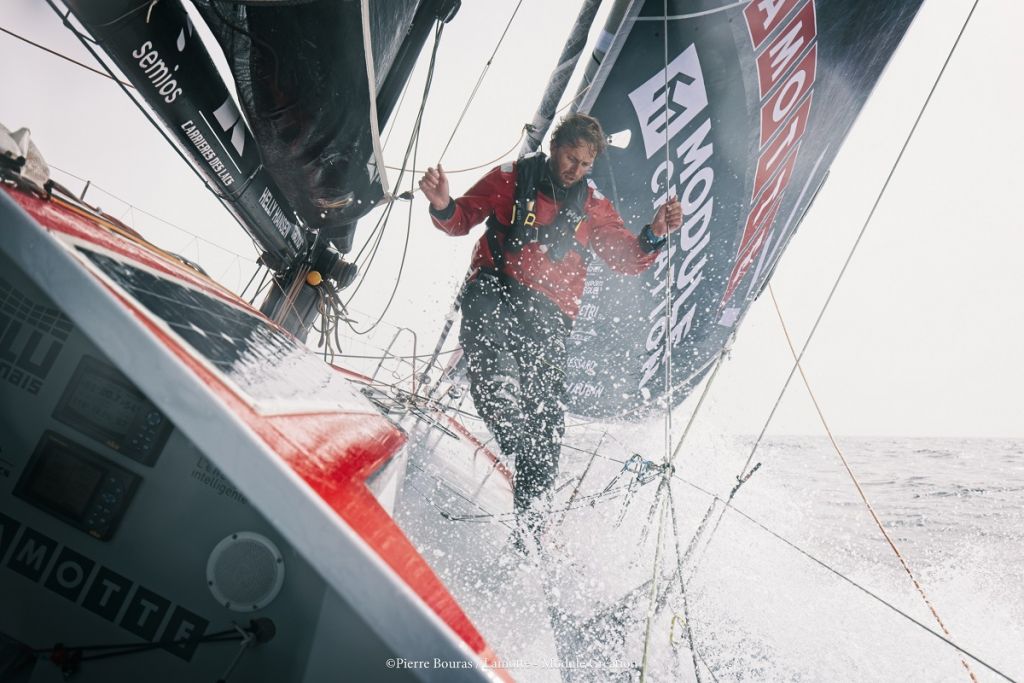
xmin=430 ymin=161 xmax=658 ymax=320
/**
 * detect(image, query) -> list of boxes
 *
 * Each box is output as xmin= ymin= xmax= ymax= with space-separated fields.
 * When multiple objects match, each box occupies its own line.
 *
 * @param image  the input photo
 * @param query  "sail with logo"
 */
xmin=563 ymin=0 xmax=924 ymax=417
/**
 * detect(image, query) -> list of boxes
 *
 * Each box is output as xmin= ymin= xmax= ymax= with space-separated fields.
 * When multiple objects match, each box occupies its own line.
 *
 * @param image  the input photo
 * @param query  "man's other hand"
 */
xmin=651 ymin=196 xmax=683 ymax=237
xmin=419 ymin=165 xmax=451 ymax=211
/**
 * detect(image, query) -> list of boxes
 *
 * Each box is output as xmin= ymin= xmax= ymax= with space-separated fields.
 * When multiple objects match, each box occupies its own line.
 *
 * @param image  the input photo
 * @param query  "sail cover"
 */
xmin=198 ymin=0 xmax=456 ymax=250
xmin=565 ymin=0 xmax=924 ymax=418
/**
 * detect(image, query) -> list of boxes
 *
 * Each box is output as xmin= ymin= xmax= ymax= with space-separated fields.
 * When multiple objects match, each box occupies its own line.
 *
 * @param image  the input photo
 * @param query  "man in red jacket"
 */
xmin=419 ymin=114 xmax=681 ymax=540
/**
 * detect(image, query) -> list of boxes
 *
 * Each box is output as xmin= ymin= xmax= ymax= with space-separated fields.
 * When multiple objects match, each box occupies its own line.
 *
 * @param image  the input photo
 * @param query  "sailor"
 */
xmin=419 ymin=113 xmax=682 ymax=542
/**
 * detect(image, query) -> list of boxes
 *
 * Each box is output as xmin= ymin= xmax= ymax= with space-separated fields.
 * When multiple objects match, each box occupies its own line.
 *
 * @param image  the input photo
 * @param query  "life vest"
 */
xmin=484 ymin=152 xmax=591 ymax=268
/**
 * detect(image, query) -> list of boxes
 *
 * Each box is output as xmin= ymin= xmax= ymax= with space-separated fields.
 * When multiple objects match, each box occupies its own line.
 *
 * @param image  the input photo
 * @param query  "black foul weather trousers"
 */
xmin=459 ymin=275 xmax=570 ymax=521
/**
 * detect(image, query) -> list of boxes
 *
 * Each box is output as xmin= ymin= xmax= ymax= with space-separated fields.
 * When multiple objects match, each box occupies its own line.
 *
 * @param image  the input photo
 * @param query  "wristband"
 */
xmin=638 ymin=224 xmax=668 ymax=253
xmin=429 ymin=198 xmax=456 ymax=220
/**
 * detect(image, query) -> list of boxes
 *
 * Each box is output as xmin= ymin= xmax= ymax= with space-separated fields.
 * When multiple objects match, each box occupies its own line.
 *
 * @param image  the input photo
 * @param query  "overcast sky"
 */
xmin=1 ymin=0 xmax=1020 ymax=437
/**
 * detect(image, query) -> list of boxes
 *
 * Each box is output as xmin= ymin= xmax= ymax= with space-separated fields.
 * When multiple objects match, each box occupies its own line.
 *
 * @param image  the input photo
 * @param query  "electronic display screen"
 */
xmin=54 ymin=355 xmax=171 ymax=465
xmin=63 ymin=371 xmax=143 ymax=439
xmin=15 ymin=432 xmax=140 ymax=539
xmin=27 ymin=443 xmax=105 ymax=519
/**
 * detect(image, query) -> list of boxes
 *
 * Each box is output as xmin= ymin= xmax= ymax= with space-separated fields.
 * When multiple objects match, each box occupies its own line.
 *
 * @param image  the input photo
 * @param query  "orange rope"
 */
xmin=768 ymin=284 xmax=978 ymax=683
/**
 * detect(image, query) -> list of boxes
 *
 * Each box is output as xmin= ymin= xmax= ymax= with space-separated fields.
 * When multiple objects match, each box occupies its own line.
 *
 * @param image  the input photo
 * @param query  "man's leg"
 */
xmin=458 ymin=277 xmax=525 ymax=465
xmin=512 ymin=304 xmax=569 ymax=526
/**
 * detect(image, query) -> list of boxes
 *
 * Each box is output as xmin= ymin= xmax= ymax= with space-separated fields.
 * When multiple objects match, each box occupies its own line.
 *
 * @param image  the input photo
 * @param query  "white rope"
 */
xmin=641 ymin=5 xmax=674 ymax=679
xmin=631 ymin=1 xmax=748 ymax=22
xmin=661 ymin=0 xmax=674 ymax=489
xmin=732 ymin=0 xmax=983 ymax=484
xmin=359 ymin=0 xmax=390 ymax=198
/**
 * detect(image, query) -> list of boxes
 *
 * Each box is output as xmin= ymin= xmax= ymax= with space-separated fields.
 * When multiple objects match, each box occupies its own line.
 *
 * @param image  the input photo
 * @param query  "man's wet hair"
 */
xmin=551 ymin=113 xmax=607 ymax=156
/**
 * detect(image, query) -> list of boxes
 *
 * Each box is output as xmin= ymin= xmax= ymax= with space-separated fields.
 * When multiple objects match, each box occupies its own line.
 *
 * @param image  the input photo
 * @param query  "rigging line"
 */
xmin=240 ymin=264 xmax=264 ymax=301
xmin=382 ymin=70 xmax=414 ymax=149
xmin=641 ymin=12 xmax=676 ymax=675
xmin=630 ymin=0 xmax=748 ymax=22
xmin=261 ymin=269 xmax=315 ymax=332
xmin=661 ymin=0 xmax=673 ymax=477
xmin=248 ymin=267 xmax=272 ymax=305
xmin=332 ymin=348 xmax=461 ymax=361
xmin=691 ymin=636 xmax=718 ymax=683
xmin=358 ymin=380 xmax=483 ymax=419
xmin=633 ymin=354 xmax=728 ymax=549
xmin=720 ymin=500 xmax=1017 ymax=683
xmin=661 ymin=471 xmax=1016 ymax=683
xmin=768 ymin=286 xmax=979 ymax=683
xmin=347 ymin=204 xmax=392 ymax=277
xmin=385 ymin=129 xmax=526 ymax=176
xmin=556 ymin=433 xmax=606 ymax=527
xmin=732 ymin=0 xmax=982 ymax=484
xmin=645 ymin=1 xmax=675 ymax=655
xmin=639 ymin=494 xmax=669 ymax=682
xmin=344 ymin=18 xmax=445 ymax=313
xmin=213 ymin=255 xmax=244 ymax=290
xmin=556 ymin=82 xmax=592 ymax=116
xmin=278 ymin=263 xmax=311 ymax=328
xmin=559 ymin=441 xmax=631 ymax=467
xmin=436 ymin=0 xmax=525 ymax=162
xmin=0 ymin=25 xmax=134 ymax=88
xmin=437 ymin=479 xmax=638 ymax=523
xmin=48 ymin=165 xmax=258 ymax=263
xmin=43 ymin=0 xmax=263 ymax=260
xmin=347 ymin=176 xmax=399 ymax=272
xmin=389 ymin=20 xmax=446 ymax=192
xmin=403 ymin=465 xmax=516 ymax=533
xmin=658 ymin=350 xmax=727 ymax=472
xmin=347 ymin=75 xmax=424 ymax=336
xmin=399 ymin=447 xmax=643 ymax=526
xmin=666 ymin=488 xmax=707 ymax=683
xmin=343 ymin=206 xmax=392 ymax=302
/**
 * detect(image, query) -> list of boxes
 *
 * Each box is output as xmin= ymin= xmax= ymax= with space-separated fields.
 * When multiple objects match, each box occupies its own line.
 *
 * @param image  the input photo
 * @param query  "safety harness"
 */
xmin=483 ymin=152 xmax=591 ymax=275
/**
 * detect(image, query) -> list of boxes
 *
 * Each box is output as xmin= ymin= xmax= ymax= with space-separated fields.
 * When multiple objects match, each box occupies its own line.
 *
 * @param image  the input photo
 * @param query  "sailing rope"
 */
xmin=660 ymin=0 xmax=674 ymax=502
xmin=640 ymin=0 xmax=983 ymax=678
xmin=768 ymin=286 xmax=979 ymax=683
xmin=641 ymin=3 xmax=678 ymax=679
xmin=629 ymin=466 xmax=1018 ymax=683
xmin=640 ymin=494 xmax=669 ymax=679
xmin=343 ymin=18 xmax=448 ymax=334
xmin=43 ymin=0 xmax=300 ymax=268
xmin=733 ymin=0 xmax=981 ymax=490
xmin=388 ymin=129 xmax=526 ymax=177
xmin=436 ymin=0 xmax=525 ymax=163
xmin=668 ymin=475 xmax=1020 ymax=683
xmin=0 ymin=25 xmax=132 ymax=87
xmin=680 ymin=0 xmax=986 ymax=577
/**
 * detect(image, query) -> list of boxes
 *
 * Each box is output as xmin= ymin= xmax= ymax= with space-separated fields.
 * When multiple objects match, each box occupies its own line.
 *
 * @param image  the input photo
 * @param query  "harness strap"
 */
xmin=484 ymin=153 xmax=592 ymax=275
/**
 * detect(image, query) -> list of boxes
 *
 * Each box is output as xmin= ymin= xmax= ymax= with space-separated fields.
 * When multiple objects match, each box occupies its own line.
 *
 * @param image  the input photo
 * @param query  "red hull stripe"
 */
xmin=6 ymin=186 xmax=510 ymax=680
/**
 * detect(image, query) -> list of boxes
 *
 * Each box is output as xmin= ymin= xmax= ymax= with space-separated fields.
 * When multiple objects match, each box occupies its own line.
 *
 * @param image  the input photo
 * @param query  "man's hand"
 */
xmin=650 ymin=196 xmax=683 ymax=237
xmin=418 ymin=165 xmax=451 ymax=211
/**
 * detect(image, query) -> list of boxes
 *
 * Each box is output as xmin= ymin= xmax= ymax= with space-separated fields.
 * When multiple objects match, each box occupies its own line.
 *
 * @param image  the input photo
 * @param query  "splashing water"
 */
xmin=395 ymin=429 xmax=1024 ymax=682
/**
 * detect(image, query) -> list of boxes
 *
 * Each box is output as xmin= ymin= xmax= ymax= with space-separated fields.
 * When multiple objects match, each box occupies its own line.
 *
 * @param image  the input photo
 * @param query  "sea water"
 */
xmin=669 ymin=436 xmax=1024 ymax=683
xmin=476 ymin=435 xmax=1024 ymax=682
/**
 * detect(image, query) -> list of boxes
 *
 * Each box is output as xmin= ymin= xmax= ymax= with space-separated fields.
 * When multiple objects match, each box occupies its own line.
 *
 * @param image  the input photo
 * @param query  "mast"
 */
xmin=519 ymin=0 xmax=605 ymax=155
